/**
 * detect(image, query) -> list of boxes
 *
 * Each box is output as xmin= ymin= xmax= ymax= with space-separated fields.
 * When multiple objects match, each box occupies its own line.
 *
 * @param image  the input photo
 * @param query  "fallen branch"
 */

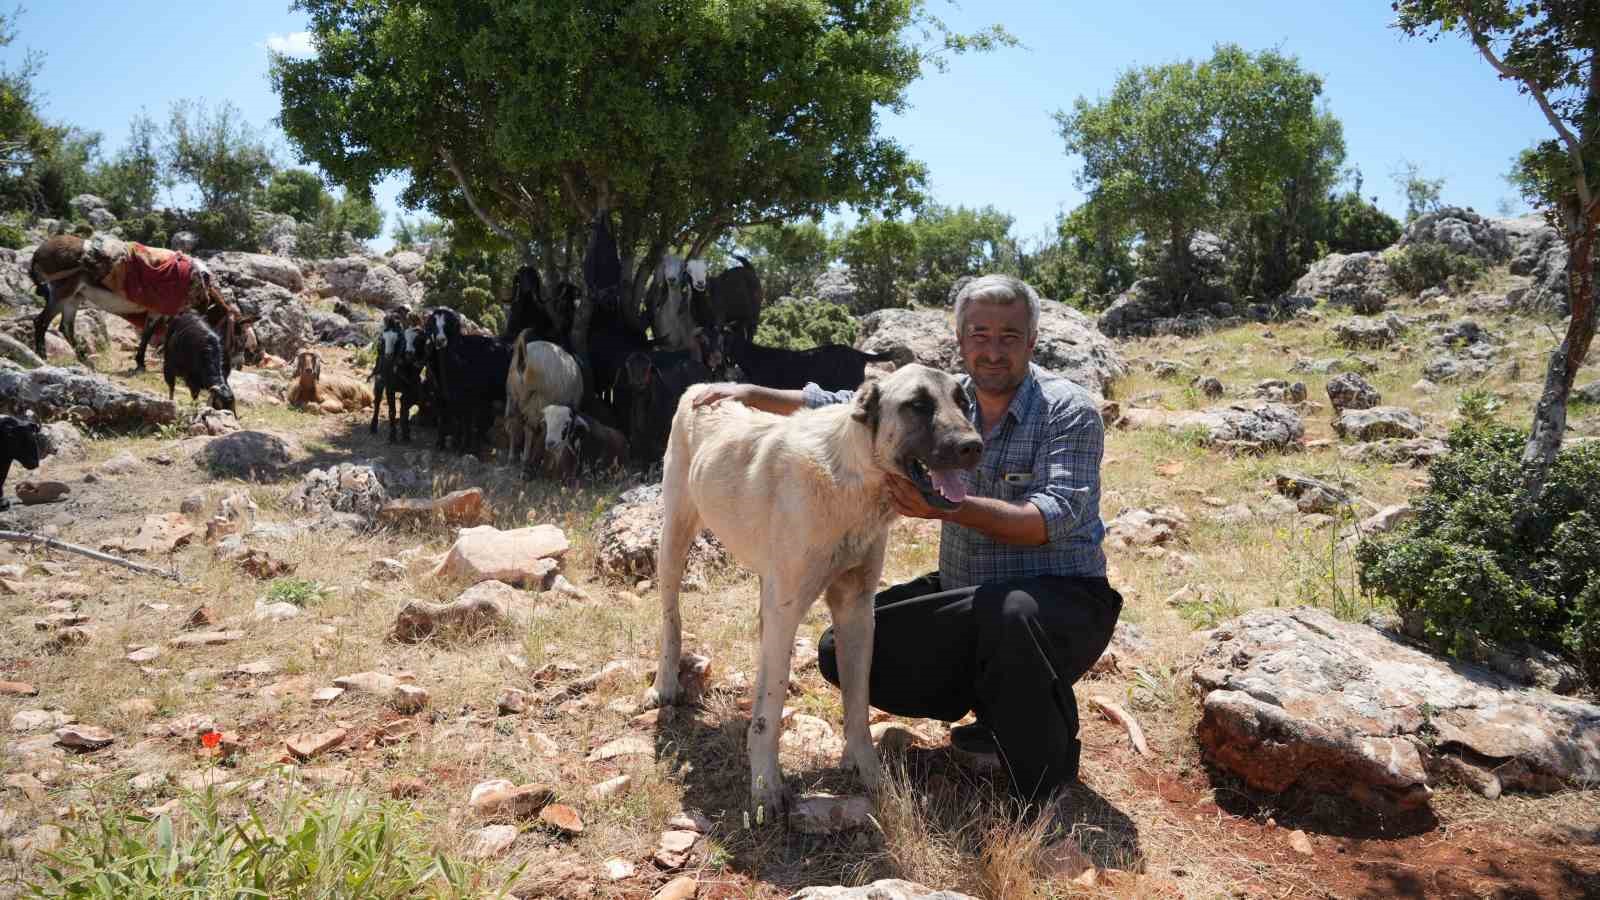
xmin=1089 ymin=695 xmax=1151 ymax=758
xmin=0 ymin=530 xmax=181 ymax=581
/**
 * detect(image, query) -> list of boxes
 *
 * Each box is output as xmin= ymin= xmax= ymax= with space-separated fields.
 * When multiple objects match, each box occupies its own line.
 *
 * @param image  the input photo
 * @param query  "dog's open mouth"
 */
xmin=904 ymin=456 xmax=969 ymax=510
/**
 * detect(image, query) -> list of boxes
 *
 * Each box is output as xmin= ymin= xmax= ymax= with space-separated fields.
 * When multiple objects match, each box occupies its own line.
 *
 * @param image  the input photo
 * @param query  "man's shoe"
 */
xmin=950 ymin=722 xmax=999 ymax=756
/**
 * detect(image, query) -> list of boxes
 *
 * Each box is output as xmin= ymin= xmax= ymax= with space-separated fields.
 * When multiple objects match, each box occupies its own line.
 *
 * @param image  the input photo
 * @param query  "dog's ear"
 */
xmin=850 ymin=378 xmax=881 ymax=428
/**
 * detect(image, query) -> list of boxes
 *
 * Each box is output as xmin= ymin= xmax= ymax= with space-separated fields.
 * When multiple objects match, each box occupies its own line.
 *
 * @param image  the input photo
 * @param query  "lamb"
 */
xmin=541 ymin=404 xmax=627 ymax=478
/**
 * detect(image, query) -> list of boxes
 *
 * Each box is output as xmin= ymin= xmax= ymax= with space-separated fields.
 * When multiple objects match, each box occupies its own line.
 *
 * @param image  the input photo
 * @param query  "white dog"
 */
xmin=646 ymin=364 xmax=982 ymax=819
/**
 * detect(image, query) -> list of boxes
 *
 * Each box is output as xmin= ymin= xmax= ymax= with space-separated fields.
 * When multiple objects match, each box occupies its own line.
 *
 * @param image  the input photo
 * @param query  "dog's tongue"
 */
xmin=930 ymin=469 xmax=968 ymax=503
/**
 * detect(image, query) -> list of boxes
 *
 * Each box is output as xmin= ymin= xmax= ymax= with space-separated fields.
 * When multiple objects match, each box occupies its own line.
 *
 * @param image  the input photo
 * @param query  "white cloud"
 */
xmin=264 ymin=31 xmax=316 ymax=58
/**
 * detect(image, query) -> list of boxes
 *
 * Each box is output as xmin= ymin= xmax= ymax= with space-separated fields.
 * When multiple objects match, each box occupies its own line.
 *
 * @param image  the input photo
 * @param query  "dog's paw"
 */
xmin=749 ymin=778 xmax=792 ymax=828
xmin=641 ymin=685 xmax=679 ymax=710
xmin=842 ymin=741 xmax=883 ymax=792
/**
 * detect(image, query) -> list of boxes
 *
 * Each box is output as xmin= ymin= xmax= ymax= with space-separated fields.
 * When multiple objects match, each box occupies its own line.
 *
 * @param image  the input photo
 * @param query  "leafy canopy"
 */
xmin=1055 ymin=44 xmax=1327 ymax=263
xmin=274 ymin=0 xmax=1011 ymax=292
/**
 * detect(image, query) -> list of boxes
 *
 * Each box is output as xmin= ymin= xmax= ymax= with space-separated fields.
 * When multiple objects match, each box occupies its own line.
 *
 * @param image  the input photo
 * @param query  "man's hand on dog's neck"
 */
xmin=887 ymin=474 xmax=1048 ymax=547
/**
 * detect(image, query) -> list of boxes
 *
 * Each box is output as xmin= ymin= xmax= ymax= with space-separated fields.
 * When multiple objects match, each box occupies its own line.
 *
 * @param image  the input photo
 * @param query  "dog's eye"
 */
xmin=910 ymin=398 xmax=933 ymax=415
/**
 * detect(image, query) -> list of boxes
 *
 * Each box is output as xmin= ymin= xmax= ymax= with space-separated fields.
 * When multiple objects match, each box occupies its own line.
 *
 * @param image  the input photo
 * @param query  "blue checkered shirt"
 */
xmin=802 ymin=364 xmax=1107 ymax=588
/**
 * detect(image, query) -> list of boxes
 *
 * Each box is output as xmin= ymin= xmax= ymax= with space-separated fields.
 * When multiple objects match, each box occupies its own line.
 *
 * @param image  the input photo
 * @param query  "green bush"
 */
xmin=28 ymin=789 xmax=495 ymax=898
xmin=754 ymin=299 xmax=859 ymax=350
xmin=0 ymin=219 xmax=25 ymax=249
xmin=1383 ymin=242 xmax=1485 ymax=294
xmin=1357 ymin=423 xmax=1600 ymax=685
xmin=118 ymin=212 xmax=169 ymax=248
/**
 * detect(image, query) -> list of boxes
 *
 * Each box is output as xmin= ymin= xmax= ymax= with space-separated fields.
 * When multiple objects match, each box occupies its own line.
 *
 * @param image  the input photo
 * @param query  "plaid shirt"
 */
xmin=802 ymin=364 xmax=1107 ymax=588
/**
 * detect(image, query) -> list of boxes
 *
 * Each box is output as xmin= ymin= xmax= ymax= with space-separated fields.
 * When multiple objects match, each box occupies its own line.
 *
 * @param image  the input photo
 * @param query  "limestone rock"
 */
xmin=788 ymin=793 xmax=875 ymax=834
xmin=285 ymin=727 xmax=347 ymax=761
xmin=465 ymin=824 xmax=518 ymax=859
xmin=1193 ymin=608 xmax=1600 ymax=813
xmin=1339 ymin=437 xmax=1449 ymax=467
xmin=0 ymin=365 xmax=176 ymax=428
xmin=208 ymin=252 xmax=305 ymax=293
xmin=195 ymin=431 xmax=301 ymax=479
xmin=105 ymin=513 xmax=194 ymax=555
xmin=594 ymin=484 xmax=729 ymax=583
xmin=1167 ymin=403 xmax=1304 ymax=452
xmin=1273 ymin=472 xmax=1352 ymax=514
xmin=1397 ymin=207 xmax=1511 ymax=261
xmin=1333 ymin=407 xmax=1426 ymax=442
xmin=1104 ymin=507 xmax=1188 ymax=549
xmin=432 ymin=524 xmax=568 ymax=587
xmin=790 ymin=881 xmax=978 ymax=900
xmin=1326 ymin=372 xmax=1381 ymax=414
xmin=287 ymin=462 xmax=395 ymax=524
xmin=392 ymin=581 xmax=530 ymax=643
xmin=377 ymin=488 xmax=486 ymax=528
xmin=1331 ymin=316 xmax=1399 ymax=349
xmin=469 ymin=779 xmax=554 ymax=820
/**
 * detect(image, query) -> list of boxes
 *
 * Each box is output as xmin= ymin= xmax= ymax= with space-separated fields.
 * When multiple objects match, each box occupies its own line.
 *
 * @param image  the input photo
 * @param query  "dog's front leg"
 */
xmin=749 ymin=576 xmax=805 ymax=824
xmin=825 ymin=561 xmax=883 ymax=791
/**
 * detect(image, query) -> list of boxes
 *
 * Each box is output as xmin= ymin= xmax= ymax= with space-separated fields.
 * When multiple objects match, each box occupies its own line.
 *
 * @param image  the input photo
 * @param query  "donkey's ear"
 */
xmin=850 ymin=377 xmax=882 ymax=428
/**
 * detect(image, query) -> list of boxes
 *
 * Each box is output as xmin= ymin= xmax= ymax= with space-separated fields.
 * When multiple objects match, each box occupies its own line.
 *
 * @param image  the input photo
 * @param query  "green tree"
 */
xmin=1394 ymin=1 xmax=1600 ymax=531
xmin=393 ymin=214 xmax=448 ymax=249
xmin=1228 ymin=109 xmax=1348 ymax=299
xmin=264 ymin=168 xmax=327 ymax=222
xmin=837 ymin=215 xmax=917 ymax=313
xmin=273 ymin=0 xmax=1009 ymax=339
xmin=164 ymin=99 xmax=275 ymax=250
xmin=754 ymin=299 xmax=858 ymax=350
xmin=736 ymin=220 xmax=834 ymax=299
xmin=1034 ymin=202 xmax=1136 ymax=308
xmin=905 ymin=203 xmax=1016 ymax=307
xmin=1055 ymin=44 xmax=1327 ymax=308
xmin=87 ymin=112 xmax=161 ymax=217
xmin=1391 ymin=159 xmax=1446 ymax=222
xmin=0 ymin=9 xmax=99 ymax=218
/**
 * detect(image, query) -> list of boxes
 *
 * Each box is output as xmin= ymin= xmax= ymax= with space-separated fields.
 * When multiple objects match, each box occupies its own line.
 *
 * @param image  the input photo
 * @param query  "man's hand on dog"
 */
xmin=692 ymin=383 xmax=750 ymax=408
xmin=888 ymin=474 xmax=955 ymax=520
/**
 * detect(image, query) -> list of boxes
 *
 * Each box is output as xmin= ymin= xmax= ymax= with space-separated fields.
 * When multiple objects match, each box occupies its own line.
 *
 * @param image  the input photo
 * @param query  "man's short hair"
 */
xmin=953 ymin=274 xmax=1040 ymax=338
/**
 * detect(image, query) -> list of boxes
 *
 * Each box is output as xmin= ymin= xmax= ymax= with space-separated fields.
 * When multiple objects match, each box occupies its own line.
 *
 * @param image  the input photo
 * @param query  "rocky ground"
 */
xmin=1 ymin=214 xmax=1599 ymax=898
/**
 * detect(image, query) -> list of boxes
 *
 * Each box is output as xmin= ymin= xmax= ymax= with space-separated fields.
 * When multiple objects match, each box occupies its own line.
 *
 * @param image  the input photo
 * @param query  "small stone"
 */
xmin=253 ymin=600 xmax=302 ymax=622
xmin=550 ymin=574 xmax=589 ymax=601
xmin=497 ymin=687 xmax=528 ymax=715
xmin=368 ymin=558 xmax=406 ymax=581
xmin=465 ymin=824 xmax=518 ymax=859
xmin=1288 ymin=829 xmax=1314 ymax=856
xmin=126 ymin=646 xmax=161 ymax=664
xmin=234 ymin=658 xmax=280 ymax=677
xmin=129 ymin=771 xmax=169 ymax=793
xmin=297 ymin=766 xmax=357 ymax=786
xmin=602 ymin=858 xmax=636 ymax=881
xmin=588 ymin=774 xmax=633 ymax=800
xmin=0 ymin=681 xmax=37 ymax=696
xmin=636 ymin=580 xmax=653 ymax=593
xmin=117 ymin=698 xmax=157 ymax=716
xmin=285 ymin=727 xmax=348 ymax=761
xmin=390 ymin=683 xmax=429 ymax=713
xmin=4 ymin=773 xmax=47 ymax=803
xmin=654 ymin=830 xmax=699 ymax=869
xmin=527 ymin=732 xmax=560 ymax=757
xmin=183 ymin=605 xmax=218 ymax=629
xmin=789 ymin=793 xmax=875 ymax=834
xmin=588 ymin=735 xmax=654 ymax=761
xmin=389 ymin=776 xmax=427 ymax=799
xmin=654 ymin=876 xmax=698 ymax=900
xmin=539 ymin=803 xmax=584 ymax=835
xmin=168 ymin=630 xmax=244 ymax=649
xmin=11 ymin=709 xmax=71 ymax=732
xmin=333 ymin=671 xmax=399 ymax=695
xmin=54 ymin=724 xmax=114 ymax=751
xmin=666 ymin=810 xmax=713 ymax=834
xmin=470 ymin=780 xmax=555 ymax=819
xmin=180 ymin=491 xmax=206 ymax=515
xmin=311 ymin=686 xmax=345 ymax=705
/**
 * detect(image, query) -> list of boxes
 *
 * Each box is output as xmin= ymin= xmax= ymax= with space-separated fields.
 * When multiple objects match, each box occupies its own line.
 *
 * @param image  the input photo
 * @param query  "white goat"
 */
xmin=505 ymin=333 xmax=583 ymax=468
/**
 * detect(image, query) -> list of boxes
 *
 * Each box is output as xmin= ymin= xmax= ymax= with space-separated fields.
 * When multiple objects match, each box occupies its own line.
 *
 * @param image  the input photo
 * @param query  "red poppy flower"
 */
xmin=200 ymin=731 xmax=222 ymax=748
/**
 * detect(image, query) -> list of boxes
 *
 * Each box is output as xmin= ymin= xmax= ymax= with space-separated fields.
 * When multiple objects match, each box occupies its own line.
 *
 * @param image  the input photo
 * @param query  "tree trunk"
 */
xmin=1514 ymin=212 xmax=1599 ymax=526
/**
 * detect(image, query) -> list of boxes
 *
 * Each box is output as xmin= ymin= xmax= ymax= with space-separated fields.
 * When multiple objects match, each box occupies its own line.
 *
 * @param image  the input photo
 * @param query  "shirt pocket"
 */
xmin=998 ymin=470 xmax=1035 ymax=502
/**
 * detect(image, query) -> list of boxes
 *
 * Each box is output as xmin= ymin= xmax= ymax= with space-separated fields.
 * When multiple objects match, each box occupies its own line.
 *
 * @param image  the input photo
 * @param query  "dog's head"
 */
xmin=851 ymin=364 xmax=982 ymax=510
xmin=294 ymin=350 xmax=322 ymax=383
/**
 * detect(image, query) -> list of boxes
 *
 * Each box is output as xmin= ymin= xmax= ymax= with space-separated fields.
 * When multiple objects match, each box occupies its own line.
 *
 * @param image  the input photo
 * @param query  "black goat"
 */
xmin=623 ymin=350 xmax=714 ymax=463
xmin=423 ymin=307 xmax=511 ymax=456
xmin=683 ymin=255 xmax=764 ymax=344
xmin=0 ymin=415 xmax=41 ymax=511
xmin=721 ymin=331 xmax=897 ymax=392
xmin=370 ymin=312 xmax=425 ymax=443
xmin=162 ymin=311 xmax=236 ymax=412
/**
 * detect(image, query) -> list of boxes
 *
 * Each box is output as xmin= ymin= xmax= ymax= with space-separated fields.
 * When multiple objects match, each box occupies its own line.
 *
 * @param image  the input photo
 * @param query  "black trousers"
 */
xmin=818 ymin=572 xmax=1122 ymax=806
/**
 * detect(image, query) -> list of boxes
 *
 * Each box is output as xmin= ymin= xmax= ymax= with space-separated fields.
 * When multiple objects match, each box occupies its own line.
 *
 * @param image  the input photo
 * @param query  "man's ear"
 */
xmin=850 ymin=378 xmax=881 ymax=427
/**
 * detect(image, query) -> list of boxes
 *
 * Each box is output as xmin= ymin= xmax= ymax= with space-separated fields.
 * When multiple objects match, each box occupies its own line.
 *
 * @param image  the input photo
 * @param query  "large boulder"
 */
xmin=432 ymin=525 xmax=570 ymax=588
xmin=854 ymin=301 xmax=1124 ymax=397
xmin=1339 ymin=437 xmax=1450 ymax=467
xmin=68 ymin=194 xmax=109 ymax=219
xmin=1167 ymin=403 xmax=1304 ymax=453
xmin=208 ymin=252 xmax=305 ymax=293
xmin=1293 ymin=251 xmax=1392 ymax=301
xmin=0 ymin=250 xmax=37 ymax=307
xmin=593 ymin=483 xmax=730 ymax=583
xmin=0 ymin=365 xmax=175 ymax=428
xmin=193 ymin=430 xmax=302 ymax=480
xmin=810 ymin=268 xmax=858 ymax=308
xmin=251 ymin=294 xmax=313 ymax=361
xmin=387 ymin=250 xmax=426 ymax=283
xmin=286 ymin=463 xmax=392 ymax=525
xmin=321 ymin=257 xmax=411 ymax=310
xmin=1326 ymin=372 xmax=1381 ymax=414
xmin=1330 ymin=316 xmax=1399 ymax=349
xmin=1194 ymin=608 xmax=1600 ymax=812
xmin=1334 ymin=407 xmax=1427 ymax=441
xmin=1503 ymin=218 xmax=1570 ymax=315
xmin=1397 ymin=207 xmax=1511 ymax=261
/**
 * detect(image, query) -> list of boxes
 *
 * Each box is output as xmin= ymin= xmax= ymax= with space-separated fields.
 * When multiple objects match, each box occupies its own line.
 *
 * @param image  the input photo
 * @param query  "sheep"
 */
xmin=506 ymin=331 xmax=584 ymax=470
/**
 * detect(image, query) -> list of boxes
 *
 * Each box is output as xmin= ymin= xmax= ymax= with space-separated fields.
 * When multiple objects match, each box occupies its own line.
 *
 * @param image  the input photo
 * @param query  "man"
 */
xmin=693 ymin=274 xmax=1120 ymax=809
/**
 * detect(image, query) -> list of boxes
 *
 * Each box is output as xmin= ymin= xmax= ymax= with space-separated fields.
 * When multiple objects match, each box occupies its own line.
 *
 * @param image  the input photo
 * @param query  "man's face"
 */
xmin=957 ymin=300 xmax=1035 ymax=394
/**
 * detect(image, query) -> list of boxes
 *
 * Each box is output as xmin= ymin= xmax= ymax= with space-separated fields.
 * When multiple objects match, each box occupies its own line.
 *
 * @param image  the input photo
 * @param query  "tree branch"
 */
xmin=440 ymin=147 xmax=523 ymax=246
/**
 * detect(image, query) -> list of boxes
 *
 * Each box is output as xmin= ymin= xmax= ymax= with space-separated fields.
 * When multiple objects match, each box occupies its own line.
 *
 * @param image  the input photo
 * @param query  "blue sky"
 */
xmin=6 ymin=1 xmax=1548 ymax=251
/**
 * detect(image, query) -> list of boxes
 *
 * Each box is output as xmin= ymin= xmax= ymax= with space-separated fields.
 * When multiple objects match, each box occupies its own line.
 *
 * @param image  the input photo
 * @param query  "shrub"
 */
xmin=118 ymin=212 xmax=169 ymax=248
xmin=1357 ymin=422 xmax=1600 ymax=685
xmin=1383 ymin=241 xmax=1485 ymax=294
xmin=0 ymin=219 xmax=25 ymax=249
xmin=754 ymin=299 xmax=858 ymax=350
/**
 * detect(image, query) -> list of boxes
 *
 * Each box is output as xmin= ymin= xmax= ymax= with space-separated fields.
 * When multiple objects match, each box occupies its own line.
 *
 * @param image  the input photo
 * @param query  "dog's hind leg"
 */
xmin=824 ymin=545 xmax=887 ymax=792
xmin=644 ymin=448 xmax=698 ymax=709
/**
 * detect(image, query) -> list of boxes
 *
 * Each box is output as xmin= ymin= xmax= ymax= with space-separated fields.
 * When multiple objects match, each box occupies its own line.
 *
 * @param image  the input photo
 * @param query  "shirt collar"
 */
xmin=962 ymin=365 xmax=1042 ymax=427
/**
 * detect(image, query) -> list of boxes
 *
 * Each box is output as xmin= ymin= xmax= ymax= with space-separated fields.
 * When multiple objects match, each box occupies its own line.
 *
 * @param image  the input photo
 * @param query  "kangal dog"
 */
xmin=646 ymin=364 xmax=982 ymax=819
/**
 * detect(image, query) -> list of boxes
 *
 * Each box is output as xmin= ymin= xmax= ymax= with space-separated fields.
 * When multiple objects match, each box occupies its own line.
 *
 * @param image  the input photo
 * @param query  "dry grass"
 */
xmin=2 ymin=274 xmax=1599 ymax=898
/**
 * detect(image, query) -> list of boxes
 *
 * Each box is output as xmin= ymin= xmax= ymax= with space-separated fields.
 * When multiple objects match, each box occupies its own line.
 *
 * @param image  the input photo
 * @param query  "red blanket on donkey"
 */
xmin=121 ymin=244 xmax=195 ymax=317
